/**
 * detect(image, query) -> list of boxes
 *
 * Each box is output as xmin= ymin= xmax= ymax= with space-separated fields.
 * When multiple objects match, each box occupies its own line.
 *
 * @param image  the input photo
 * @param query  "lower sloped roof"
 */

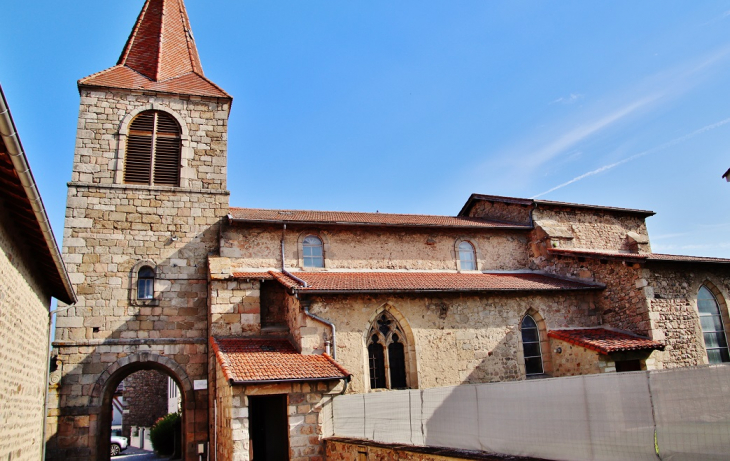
xmin=210 ymin=337 xmax=350 ymax=384
xmin=548 ymin=328 xmax=664 ymax=355
xmin=232 ymin=270 xmax=603 ymax=294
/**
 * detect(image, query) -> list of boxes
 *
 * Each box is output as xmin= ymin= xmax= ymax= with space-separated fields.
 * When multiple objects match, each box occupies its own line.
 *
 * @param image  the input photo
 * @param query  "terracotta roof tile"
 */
xmin=548 ymin=328 xmax=664 ymax=355
xmin=240 ymin=271 xmax=602 ymax=293
xmin=210 ymin=337 xmax=350 ymax=384
xmin=228 ymin=208 xmax=530 ymax=229
xmin=79 ymin=0 xmax=230 ymax=99
xmin=550 ymin=248 xmax=730 ymax=265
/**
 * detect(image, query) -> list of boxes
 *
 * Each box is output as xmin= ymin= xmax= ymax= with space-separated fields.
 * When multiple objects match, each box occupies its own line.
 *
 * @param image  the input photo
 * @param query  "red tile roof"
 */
xmin=79 ymin=0 xmax=230 ymax=99
xmin=228 ymin=208 xmax=531 ymax=229
xmin=237 ymin=271 xmax=602 ymax=293
xmin=210 ymin=337 xmax=350 ymax=384
xmin=550 ymin=248 xmax=730 ymax=265
xmin=548 ymin=328 xmax=664 ymax=355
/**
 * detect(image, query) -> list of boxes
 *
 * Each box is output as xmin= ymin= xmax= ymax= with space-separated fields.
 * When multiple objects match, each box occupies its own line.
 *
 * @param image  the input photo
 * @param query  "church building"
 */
xmin=47 ymin=1 xmax=730 ymax=460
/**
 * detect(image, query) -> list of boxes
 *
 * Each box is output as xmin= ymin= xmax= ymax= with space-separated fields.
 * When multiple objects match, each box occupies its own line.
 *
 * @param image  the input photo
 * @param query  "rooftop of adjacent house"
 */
xmin=547 ymin=328 xmax=664 ymax=355
xmin=228 ymin=207 xmax=532 ymax=229
xmin=0 ymin=86 xmax=75 ymax=304
xmin=78 ymin=0 xmax=230 ymax=99
xmin=458 ymin=193 xmax=656 ymax=217
xmin=233 ymin=270 xmax=604 ymax=293
xmin=210 ymin=337 xmax=350 ymax=384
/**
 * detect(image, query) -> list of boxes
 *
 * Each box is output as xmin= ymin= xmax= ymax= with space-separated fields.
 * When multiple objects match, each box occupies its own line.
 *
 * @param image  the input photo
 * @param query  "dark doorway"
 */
xmin=615 ymin=359 xmax=642 ymax=372
xmin=249 ymin=394 xmax=289 ymax=461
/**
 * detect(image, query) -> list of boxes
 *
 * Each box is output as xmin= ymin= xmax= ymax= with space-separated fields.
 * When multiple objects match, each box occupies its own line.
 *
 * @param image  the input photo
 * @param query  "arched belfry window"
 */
xmin=302 ymin=235 xmax=324 ymax=268
xmin=137 ymin=266 xmax=155 ymax=300
xmin=698 ymin=285 xmax=730 ymax=364
xmin=367 ymin=311 xmax=408 ymax=389
xmin=124 ymin=110 xmax=181 ymax=186
xmin=458 ymin=241 xmax=477 ymax=270
xmin=521 ymin=315 xmax=544 ymax=375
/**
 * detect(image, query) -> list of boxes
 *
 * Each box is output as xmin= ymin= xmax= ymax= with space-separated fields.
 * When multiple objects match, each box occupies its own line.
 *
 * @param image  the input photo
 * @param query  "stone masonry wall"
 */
xmin=465 ymin=200 xmax=532 ymax=225
xmin=531 ymin=253 xmax=651 ymax=336
xmin=532 ymin=207 xmax=650 ymax=253
xmin=122 ymin=370 xmax=169 ymax=435
xmin=50 ymin=87 xmax=230 ymax=460
xmin=216 ymin=378 xmax=343 ymax=461
xmin=72 ymin=88 xmax=229 ymax=191
xmin=549 ymin=338 xmax=606 ymax=377
xmin=643 ymin=263 xmax=730 ymax=369
xmin=221 ymin=224 xmax=529 ymax=272
xmin=300 ymin=292 xmax=599 ymax=394
xmin=0 ymin=201 xmax=53 ymax=461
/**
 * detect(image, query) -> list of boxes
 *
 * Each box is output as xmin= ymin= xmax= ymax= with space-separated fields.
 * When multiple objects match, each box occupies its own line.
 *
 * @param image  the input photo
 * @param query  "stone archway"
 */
xmin=93 ymin=353 xmax=194 ymax=461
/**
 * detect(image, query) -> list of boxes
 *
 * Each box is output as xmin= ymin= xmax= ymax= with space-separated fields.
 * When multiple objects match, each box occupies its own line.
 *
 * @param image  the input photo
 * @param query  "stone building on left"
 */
xmin=0 ymin=85 xmax=76 ymax=460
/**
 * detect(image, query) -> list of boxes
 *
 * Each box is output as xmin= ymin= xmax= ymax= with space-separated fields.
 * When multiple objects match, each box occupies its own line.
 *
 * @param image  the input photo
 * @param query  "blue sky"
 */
xmin=2 ymin=1 xmax=730 ymax=257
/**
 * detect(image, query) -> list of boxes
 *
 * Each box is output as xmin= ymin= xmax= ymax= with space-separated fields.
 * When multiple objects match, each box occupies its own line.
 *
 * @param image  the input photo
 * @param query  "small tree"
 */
xmin=149 ymin=412 xmax=181 ymax=456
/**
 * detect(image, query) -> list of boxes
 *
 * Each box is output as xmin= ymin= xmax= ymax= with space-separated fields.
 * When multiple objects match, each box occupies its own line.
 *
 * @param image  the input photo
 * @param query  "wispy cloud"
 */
xmin=551 ymin=93 xmax=584 ymax=105
xmin=522 ymin=96 xmax=658 ymax=168
xmin=531 ymin=117 xmax=730 ymax=198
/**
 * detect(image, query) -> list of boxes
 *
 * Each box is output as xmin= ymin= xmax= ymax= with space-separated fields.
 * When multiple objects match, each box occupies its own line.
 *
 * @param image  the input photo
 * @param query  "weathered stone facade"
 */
xmin=0 ymin=203 xmax=54 ymax=461
xmin=121 ymin=370 xmax=169 ymax=437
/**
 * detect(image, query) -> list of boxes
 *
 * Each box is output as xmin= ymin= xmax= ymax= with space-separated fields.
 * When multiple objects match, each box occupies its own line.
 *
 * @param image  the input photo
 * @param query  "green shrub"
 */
xmin=149 ymin=412 xmax=180 ymax=456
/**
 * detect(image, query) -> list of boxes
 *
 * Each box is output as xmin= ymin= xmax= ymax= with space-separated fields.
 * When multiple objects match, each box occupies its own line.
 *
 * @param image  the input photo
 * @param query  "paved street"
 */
xmin=115 ymin=446 xmax=168 ymax=460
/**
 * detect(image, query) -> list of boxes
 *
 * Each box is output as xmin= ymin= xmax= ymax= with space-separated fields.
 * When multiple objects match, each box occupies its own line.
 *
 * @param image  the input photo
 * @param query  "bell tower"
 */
xmin=47 ymin=1 xmax=231 ymax=459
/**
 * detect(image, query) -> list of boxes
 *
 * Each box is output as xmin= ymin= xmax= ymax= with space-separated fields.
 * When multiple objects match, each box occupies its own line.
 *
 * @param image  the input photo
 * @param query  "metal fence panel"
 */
xmin=651 ymin=365 xmax=730 ymax=461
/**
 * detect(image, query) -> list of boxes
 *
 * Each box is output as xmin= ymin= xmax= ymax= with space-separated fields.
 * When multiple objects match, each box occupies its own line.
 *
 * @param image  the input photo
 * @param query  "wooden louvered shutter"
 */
xmin=124 ymin=111 xmax=181 ymax=186
xmin=153 ymin=112 xmax=181 ymax=186
xmin=124 ymin=111 xmax=155 ymax=184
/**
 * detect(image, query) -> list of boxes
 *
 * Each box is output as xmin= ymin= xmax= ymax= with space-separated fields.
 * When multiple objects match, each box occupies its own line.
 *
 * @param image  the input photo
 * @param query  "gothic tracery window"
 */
xmin=697 ymin=285 xmax=730 ymax=364
xmin=521 ymin=315 xmax=544 ymax=375
xmin=367 ymin=311 xmax=408 ymax=389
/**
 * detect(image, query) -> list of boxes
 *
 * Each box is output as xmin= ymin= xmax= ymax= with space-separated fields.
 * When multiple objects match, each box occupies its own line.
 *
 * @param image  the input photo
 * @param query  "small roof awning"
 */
xmin=231 ymin=270 xmax=603 ymax=294
xmin=548 ymin=328 xmax=664 ymax=355
xmin=210 ymin=337 xmax=350 ymax=385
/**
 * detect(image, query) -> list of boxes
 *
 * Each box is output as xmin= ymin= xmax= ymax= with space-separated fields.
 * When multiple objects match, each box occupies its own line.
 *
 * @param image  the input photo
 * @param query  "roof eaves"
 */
xmin=228 ymin=217 xmax=530 ymax=231
xmin=0 ymin=86 xmax=76 ymax=304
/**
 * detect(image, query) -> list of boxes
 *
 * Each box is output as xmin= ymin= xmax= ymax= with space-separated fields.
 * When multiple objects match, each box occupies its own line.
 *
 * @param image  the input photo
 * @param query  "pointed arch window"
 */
xmin=698 ymin=286 xmax=730 ymax=364
xmin=124 ymin=110 xmax=181 ymax=186
xmin=521 ymin=315 xmax=544 ymax=375
xmin=367 ymin=311 xmax=408 ymax=389
xmin=137 ymin=266 xmax=155 ymax=300
xmin=458 ymin=241 xmax=477 ymax=270
xmin=302 ymin=235 xmax=324 ymax=268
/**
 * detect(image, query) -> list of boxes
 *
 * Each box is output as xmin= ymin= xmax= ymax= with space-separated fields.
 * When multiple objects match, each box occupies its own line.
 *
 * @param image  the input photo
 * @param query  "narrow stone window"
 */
xmin=367 ymin=311 xmax=408 ymax=389
xmin=698 ymin=285 xmax=730 ymax=364
xmin=458 ymin=241 xmax=477 ymax=270
xmin=521 ymin=315 xmax=544 ymax=375
xmin=124 ymin=110 xmax=181 ymax=186
xmin=137 ymin=266 xmax=155 ymax=300
xmin=302 ymin=235 xmax=324 ymax=268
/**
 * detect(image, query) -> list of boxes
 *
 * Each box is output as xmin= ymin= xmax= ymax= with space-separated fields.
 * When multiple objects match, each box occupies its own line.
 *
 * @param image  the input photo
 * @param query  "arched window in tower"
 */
xmin=137 ymin=266 xmax=155 ymax=300
xmin=367 ymin=311 xmax=408 ymax=389
xmin=302 ymin=235 xmax=324 ymax=268
xmin=697 ymin=285 xmax=730 ymax=364
xmin=521 ymin=315 xmax=544 ymax=375
xmin=124 ymin=110 xmax=181 ymax=186
xmin=458 ymin=241 xmax=477 ymax=270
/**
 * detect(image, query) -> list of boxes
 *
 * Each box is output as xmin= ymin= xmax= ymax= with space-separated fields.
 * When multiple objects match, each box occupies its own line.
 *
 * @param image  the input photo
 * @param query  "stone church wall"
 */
xmin=221 ymin=224 xmax=529 ymax=272
xmin=121 ymin=370 xmax=169 ymax=436
xmin=0 ymin=201 xmax=53 ymax=461
xmin=302 ymin=291 xmax=599 ymax=394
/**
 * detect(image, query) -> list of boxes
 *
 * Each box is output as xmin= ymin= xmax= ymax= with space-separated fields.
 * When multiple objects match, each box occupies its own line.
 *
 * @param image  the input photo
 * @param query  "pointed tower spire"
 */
xmin=79 ymin=0 xmax=230 ymax=99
